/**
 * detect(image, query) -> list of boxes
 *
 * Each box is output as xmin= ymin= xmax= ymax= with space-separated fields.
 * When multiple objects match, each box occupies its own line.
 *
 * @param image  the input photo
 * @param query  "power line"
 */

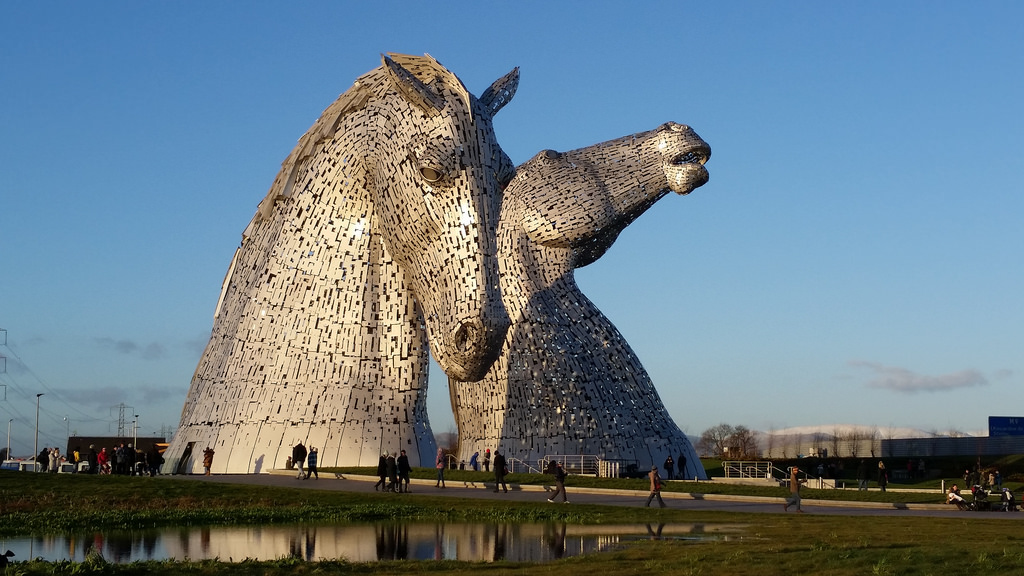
xmin=0 ymin=337 xmax=113 ymax=424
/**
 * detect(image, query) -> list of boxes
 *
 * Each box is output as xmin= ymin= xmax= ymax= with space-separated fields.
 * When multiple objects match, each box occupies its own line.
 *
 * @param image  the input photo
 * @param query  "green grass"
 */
xmin=3 ymin=470 xmax=1024 ymax=575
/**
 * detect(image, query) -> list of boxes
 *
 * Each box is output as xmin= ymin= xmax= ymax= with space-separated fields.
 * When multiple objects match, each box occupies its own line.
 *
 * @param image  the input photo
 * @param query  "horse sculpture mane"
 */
xmin=165 ymin=54 xmax=517 ymax=473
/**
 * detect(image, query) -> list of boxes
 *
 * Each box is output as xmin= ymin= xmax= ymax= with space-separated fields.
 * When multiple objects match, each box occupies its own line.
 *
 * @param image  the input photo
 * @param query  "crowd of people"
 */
xmin=32 ymin=443 xmax=164 ymax=476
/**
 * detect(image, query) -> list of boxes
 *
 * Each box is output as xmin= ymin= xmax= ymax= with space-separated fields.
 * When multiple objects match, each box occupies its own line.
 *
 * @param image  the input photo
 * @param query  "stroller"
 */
xmin=969 ymin=485 xmax=991 ymax=511
xmin=1000 ymin=488 xmax=1018 ymax=512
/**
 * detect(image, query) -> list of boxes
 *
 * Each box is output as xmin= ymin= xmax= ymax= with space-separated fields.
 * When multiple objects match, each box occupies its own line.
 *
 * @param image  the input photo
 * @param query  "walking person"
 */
xmin=49 ymin=447 xmax=61 ymax=473
xmin=678 ymin=452 xmax=687 ymax=480
xmin=397 ymin=449 xmax=411 ymax=493
xmin=663 ymin=454 xmax=674 ymax=481
xmin=202 ymin=446 xmax=215 ymax=475
xmin=125 ymin=443 xmax=137 ymax=476
xmin=783 ymin=466 xmax=805 ymax=512
xmin=645 ymin=465 xmax=666 ymax=508
xmin=435 ymin=448 xmax=446 ymax=488
xmin=375 ymin=453 xmax=388 ymax=490
xmin=148 ymin=444 xmax=164 ymax=476
xmin=856 ymin=459 xmax=868 ymax=491
xmin=877 ymin=461 xmax=888 ymax=492
xmin=292 ymin=442 xmax=307 ymax=480
xmin=493 ymin=450 xmax=508 ymax=493
xmin=386 ymin=452 xmax=398 ymax=492
xmin=305 ymin=447 xmax=318 ymax=479
xmin=545 ymin=460 xmax=569 ymax=503
xmin=483 ymin=448 xmax=491 ymax=472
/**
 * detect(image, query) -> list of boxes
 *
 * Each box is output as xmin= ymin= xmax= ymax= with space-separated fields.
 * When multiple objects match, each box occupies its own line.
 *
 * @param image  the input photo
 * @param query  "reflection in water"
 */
xmin=3 ymin=522 xmax=740 ymax=564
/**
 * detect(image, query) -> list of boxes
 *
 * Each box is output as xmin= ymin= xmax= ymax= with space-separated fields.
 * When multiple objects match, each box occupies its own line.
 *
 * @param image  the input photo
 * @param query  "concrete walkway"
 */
xmin=170 ymin=471 xmax=1024 ymax=519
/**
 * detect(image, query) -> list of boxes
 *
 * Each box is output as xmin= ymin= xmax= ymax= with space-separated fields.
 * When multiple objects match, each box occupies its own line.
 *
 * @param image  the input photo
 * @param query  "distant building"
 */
xmin=66 ymin=435 xmax=167 ymax=456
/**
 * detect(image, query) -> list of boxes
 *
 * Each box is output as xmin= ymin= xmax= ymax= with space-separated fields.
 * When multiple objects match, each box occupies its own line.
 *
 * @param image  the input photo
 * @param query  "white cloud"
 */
xmin=851 ymin=361 xmax=988 ymax=394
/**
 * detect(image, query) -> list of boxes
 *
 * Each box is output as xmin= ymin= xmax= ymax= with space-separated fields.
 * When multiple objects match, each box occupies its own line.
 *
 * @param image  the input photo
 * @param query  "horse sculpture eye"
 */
xmin=420 ymin=166 xmax=443 ymax=183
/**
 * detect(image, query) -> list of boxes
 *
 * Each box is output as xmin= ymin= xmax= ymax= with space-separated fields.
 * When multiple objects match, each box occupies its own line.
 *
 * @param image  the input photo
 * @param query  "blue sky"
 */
xmin=2 ymin=2 xmax=1021 ymax=457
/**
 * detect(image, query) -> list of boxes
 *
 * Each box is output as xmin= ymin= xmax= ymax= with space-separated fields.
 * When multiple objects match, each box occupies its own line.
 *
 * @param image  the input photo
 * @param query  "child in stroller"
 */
xmin=947 ymin=484 xmax=968 ymax=510
xmin=969 ymin=484 xmax=991 ymax=511
xmin=1000 ymin=488 xmax=1017 ymax=512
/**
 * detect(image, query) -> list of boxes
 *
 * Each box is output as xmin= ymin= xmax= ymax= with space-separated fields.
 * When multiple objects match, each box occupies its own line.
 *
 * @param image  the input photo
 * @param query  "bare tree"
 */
xmin=698 ymin=423 xmax=735 ymax=459
xmin=764 ymin=426 xmax=777 ymax=459
xmin=830 ymin=425 xmax=843 ymax=459
xmin=812 ymin=431 xmax=826 ymax=458
xmin=847 ymin=428 xmax=862 ymax=458
xmin=729 ymin=426 xmax=759 ymax=459
xmin=869 ymin=427 xmax=880 ymax=458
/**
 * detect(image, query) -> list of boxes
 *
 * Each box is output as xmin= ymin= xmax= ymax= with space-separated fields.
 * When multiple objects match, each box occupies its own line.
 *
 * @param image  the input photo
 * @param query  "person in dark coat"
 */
xmin=397 ymin=449 xmax=412 ymax=493
xmin=545 ymin=460 xmax=569 ymax=503
xmin=664 ymin=455 xmax=674 ymax=481
xmin=87 ymin=445 xmax=99 ymax=475
xmin=148 ymin=445 xmax=164 ymax=477
xmin=375 ymin=453 xmax=388 ymax=490
xmin=305 ymin=447 xmax=319 ymax=479
xmin=292 ymin=442 xmax=307 ymax=479
xmin=386 ymin=452 xmax=398 ymax=491
xmin=493 ymin=450 xmax=508 ymax=493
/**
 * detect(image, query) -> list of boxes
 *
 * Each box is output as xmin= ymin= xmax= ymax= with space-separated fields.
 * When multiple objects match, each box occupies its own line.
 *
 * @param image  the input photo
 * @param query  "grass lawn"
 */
xmin=2 ymin=470 xmax=1023 ymax=575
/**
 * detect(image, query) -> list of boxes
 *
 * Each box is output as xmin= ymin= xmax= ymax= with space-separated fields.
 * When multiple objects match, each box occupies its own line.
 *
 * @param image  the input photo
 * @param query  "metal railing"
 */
xmin=722 ymin=460 xmax=777 ymax=480
xmin=723 ymin=460 xmax=836 ymax=488
xmin=542 ymin=454 xmax=598 ymax=476
xmin=507 ymin=457 xmax=540 ymax=474
xmin=540 ymin=455 xmax=628 ymax=478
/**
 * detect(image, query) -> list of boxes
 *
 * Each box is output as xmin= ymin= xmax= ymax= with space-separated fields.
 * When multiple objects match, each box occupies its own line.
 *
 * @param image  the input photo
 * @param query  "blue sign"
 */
xmin=989 ymin=416 xmax=1024 ymax=437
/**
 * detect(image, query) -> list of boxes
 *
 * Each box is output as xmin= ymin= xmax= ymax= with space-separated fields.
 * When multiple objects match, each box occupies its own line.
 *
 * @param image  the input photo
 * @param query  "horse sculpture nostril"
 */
xmin=454 ymin=321 xmax=480 ymax=354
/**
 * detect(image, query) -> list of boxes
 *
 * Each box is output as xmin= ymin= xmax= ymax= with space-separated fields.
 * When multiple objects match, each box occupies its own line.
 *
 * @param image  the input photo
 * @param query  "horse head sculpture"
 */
xmin=451 ymin=122 xmax=712 ymax=477
xmin=368 ymin=54 xmax=516 ymax=381
xmin=166 ymin=54 xmax=517 ymax=472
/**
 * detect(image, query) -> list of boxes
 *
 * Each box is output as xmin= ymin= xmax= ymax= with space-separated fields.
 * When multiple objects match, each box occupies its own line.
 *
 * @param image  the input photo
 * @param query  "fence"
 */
xmin=722 ymin=460 xmax=777 ymax=481
xmin=540 ymin=455 xmax=628 ymax=478
xmin=507 ymin=457 xmax=540 ymax=474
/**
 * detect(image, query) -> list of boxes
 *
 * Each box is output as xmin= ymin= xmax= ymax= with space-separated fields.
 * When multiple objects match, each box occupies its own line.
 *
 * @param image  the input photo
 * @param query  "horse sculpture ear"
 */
xmin=382 ymin=54 xmax=445 ymax=116
xmin=479 ymin=67 xmax=519 ymax=116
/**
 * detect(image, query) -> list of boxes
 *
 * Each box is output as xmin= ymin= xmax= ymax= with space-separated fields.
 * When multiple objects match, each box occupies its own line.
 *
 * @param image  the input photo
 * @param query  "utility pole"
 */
xmin=0 ymin=328 xmax=6 ymax=378
xmin=34 ymin=393 xmax=44 ymax=471
xmin=110 ymin=403 xmax=134 ymax=437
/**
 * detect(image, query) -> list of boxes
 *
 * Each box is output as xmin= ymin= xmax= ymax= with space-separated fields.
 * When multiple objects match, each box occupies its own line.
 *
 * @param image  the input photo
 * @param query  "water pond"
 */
xmin=2 ymin=522 xmax=743 ymax=564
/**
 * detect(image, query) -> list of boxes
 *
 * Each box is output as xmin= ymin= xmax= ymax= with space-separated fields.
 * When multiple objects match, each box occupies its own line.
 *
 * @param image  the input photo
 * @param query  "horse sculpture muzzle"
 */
xmin=658 ymin=122 xmax=711 ymax=195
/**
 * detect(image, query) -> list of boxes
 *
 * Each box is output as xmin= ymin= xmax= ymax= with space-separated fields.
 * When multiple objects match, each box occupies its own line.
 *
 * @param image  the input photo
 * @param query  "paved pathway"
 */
xmin=171 ymin=472 xmax=1024 ymax=520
